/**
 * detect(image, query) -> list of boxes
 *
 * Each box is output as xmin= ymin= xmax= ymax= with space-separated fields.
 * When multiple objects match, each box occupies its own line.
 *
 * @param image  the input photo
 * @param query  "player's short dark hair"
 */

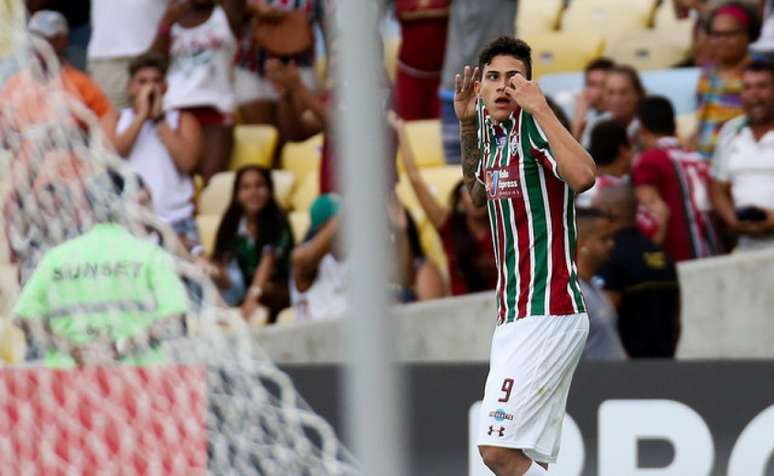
xmin=744 ymin=60 xmax=774 ymax=80
xmin=584 ymin=57 xmax=615 ymax=75
xmin=478 ymin=36 xmax=532 ymax=80
xmin=637 ymin=96 xmax=676 ymax=137
xmin=589 ymin=120 xmax=629 ymax=167
xmin=608 ymin=65 xmax=645 ymax=97
xmin=129 ymin=53 xmax=168 ymax=78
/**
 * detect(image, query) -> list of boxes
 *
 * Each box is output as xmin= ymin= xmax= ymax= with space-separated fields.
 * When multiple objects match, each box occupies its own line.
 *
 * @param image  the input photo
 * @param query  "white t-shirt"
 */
xmin=88 ymin=0 xmax=170 ymax=59
xmin=712 ymin=116 xmax=774 ymax=249
xmin=116 ymin=108 xmax=195 ymax=225
xmin=163 ymin=6 xmax=237 ymax=114
xmin=290 ymin=254 xmax=347 ymax=323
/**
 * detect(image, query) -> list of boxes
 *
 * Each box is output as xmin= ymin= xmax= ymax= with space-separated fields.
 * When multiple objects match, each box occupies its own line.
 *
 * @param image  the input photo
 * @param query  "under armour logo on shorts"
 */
xmin=488 ymin=425 xmax=505 ymax=437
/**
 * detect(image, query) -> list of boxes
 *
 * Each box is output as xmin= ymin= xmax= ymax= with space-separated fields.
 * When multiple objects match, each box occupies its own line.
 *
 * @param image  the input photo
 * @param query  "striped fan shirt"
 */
xmin=475 ymin=100 xmax=585 ymax=325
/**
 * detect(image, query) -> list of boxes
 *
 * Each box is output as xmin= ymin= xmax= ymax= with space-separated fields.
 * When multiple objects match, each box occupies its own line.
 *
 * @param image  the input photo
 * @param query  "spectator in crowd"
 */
xmin=594 ymin=182 xmax=681 ymax=358
xmin=25 ymin=0 xmax=91 ymax=69
xmin=439 ymin=0 xmax=517 ymax=164
xmin=152 ymin=0 xmax=245 ymax=183
xmin=235 ymin=0 xmax=325 ymax=125
xmin=209 ymin=166 xmax=293 ymax=323
xmin=577 ymin=119 xmax=634 ymax=209
xmin=711 ymin=61 xmax=774 ymax=250
xmin=27 ymin=10 xmax=113 ymax=121
xmin=393 ymin=0 xmax=449 ymax=120
xmin=87 ymin=0 xmax=170 ymax=109
xmin=102 ymin=54 xmax=203 ymax=253
xmin=388 ymin=198 xmax=446 ymax=302
xmin=575 ymin=207 xmax=627 ymax=361
xmin=389 ymin=111 xmax=497 ymax=296
xmin=695 ymin=2 xmax=760 ymax=159
xmin=634 ymin=96 xmax=721 ymax=262
xmin=290 ymin=194 xmax=346 ymax=323
xmin=572 ymin=57 xmax=615 ymax=141
xmin=583 ymin=65 xmax=645 ymax=148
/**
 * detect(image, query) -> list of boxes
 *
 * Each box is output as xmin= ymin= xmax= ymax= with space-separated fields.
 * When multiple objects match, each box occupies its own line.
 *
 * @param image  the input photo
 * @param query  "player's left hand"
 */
xmin=505 ymin=74 xmax=548 ymax=115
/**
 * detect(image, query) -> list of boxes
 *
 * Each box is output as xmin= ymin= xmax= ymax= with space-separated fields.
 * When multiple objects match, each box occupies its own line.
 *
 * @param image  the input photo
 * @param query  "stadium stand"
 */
xmin=229 ymin=124 xmax=279 ymax=171
xmin=515 ymin=0 xmax=564 ymax=36
xmin=396 ymin=119 xmax=446 ymax=173
xmin=561 ymin=0 xmax=655 ymax=42
xmin=524 ymin=32 xmax=606 ymax=78
xmin=605 ymin=29 xmax=691 ymax=70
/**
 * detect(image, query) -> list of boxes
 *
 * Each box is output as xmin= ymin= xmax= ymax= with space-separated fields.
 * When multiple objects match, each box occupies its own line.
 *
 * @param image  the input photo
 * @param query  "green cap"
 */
xmin=307 ymin=194 xmax=341 ymax=239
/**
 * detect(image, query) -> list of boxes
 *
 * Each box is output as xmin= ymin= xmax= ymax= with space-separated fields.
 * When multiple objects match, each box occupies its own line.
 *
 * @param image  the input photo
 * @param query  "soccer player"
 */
xmin=454 ymin=36 xmax=595 ymax=475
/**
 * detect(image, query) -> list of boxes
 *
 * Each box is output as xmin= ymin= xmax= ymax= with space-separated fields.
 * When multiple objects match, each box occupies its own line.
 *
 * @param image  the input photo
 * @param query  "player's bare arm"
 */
xmin=507 ymin=74 xmax=596 ymax=193
xmin=454 ymin=65 xmax=487 ymax=207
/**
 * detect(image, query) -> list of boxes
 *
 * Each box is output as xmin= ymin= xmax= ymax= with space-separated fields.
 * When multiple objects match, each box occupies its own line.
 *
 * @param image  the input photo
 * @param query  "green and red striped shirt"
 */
xmin=475 ymin=100 xmax=585 ymax=324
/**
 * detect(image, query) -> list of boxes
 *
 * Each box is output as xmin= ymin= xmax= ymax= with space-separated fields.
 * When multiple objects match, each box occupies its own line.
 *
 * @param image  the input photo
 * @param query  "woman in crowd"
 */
xmin=210 ymin=166 xmax=293 ymax=323
xmin=583 ymin=65 xmax=645 ymax=148
xmin=389 ymin=112 xmax=496 ymax=296
xmin=151 ymin=0 xmax=244 ymax=182
xmin=695 ymin=2 xmax=760 ymax=159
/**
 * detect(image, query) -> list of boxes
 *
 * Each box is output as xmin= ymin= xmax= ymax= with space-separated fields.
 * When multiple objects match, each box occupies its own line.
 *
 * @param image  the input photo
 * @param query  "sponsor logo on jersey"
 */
xmin=489 ymin=408 xmax=514 ymax=423
xmin=487 ymin=425 xmax=505 ymax=437
xmin=485 ymin=166 xmax=521 ymax=200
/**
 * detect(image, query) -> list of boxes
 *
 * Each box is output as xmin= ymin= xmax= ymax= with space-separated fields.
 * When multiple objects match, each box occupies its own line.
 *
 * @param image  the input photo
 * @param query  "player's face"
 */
xmin=128 ymin=67 xmax=166 ymax=98
xmin=476 ymin=55 xmax=528 ymax=123
xmin=604 ymin=73 xmax=640 ymax=123
xmin=584 ymin=69 xmax=608 ymax=111
xmin=742 ymin=71 xmax=774 ymax=125
xmin=237 ymin=170 xmax=270 ymax=217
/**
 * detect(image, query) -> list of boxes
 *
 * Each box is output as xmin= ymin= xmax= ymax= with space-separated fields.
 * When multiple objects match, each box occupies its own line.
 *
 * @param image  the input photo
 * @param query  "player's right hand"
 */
xmin=454 ymin=65 xmax=480 ymax=124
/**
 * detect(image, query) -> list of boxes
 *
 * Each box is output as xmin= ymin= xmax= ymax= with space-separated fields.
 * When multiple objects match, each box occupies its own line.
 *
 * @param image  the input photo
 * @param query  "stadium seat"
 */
xmin=523 ymin=32 xmax=605 ymax=79
xmin=288 ymin=210 xmax=311 ymax=244
xmin=384 ymin=36 xmax=401 ymax=83
xmin=275 ymin=307 xmax=296 ymax=325
xmin=281 ymin=133 xmax=323 ymax=185
xmin=654 ymin=0 xmax=694 ymax=38
xmin=198 ymin=169 xmax=295 ymax=216
xmin=395 ymin=165 xmax=463 ymax=225
xmin=561 ymin=0 xmax=654 ymax=42
xmin=195 ymin=214 xmax=221 ymax=257
xmin=516 ymin=0 xmax=564 ymax=36
xmin=229 ymin=125 xmax=278 ymax=171
xmin=396 ymin=119 xmax=445 ymax=173
xmin=605 ymin=30 xmax=690 ymax=71
xmin=290 ymin=169 xmax=320 ymax=213
xmin=0 ymin=318 xmax=25 ymax=365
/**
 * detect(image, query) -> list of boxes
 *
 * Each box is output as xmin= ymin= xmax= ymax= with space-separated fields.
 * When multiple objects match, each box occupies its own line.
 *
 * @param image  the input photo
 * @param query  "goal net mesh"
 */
xmin=0 ymin=1 xmax=356 ymax=474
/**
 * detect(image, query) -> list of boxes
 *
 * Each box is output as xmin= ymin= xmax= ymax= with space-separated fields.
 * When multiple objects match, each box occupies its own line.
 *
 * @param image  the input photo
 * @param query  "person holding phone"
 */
xmin=711 ymin=61 xmax=774 ymax=251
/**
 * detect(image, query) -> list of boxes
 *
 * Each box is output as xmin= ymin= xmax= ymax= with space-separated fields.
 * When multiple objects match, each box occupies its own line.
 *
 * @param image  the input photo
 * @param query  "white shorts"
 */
xmin=477 ymin=313 xmax=589 ymax=464
xmin=234 ymin=66 xmax=319 ymax=104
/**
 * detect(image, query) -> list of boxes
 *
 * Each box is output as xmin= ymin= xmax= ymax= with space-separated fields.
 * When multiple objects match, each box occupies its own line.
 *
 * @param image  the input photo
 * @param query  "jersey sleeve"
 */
xmin=631 ymin=149 xmax=668 ymax=188
xmin=13 ymin=254 xmax=52 ymax=320
xmin=523 ymin=112 xmax=562 ymax=181
xmin=148 ymin=249 xmax=189 ymax=318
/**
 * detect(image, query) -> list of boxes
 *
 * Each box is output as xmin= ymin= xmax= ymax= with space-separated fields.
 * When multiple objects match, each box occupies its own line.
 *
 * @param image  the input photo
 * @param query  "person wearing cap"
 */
xmin=27 ymin=10 xmax=113 ymax=121
xmin=290 ymin=194 xmax=346 ymax=323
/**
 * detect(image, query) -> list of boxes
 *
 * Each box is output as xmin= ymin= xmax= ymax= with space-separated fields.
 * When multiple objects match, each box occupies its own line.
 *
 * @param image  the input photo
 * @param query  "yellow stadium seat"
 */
xmin=290 ymin=169 xmax=320 ymax=213
xmin=396 ymin=119 xmax=445 ymax=173
xmin=417 ymin=218 xmax=449 ymax=284
xmin=196 ymin=214 xmax=222 ymax=257
xmin=230 ymin=125 xmax=279 ymax=170
xmin=384 ymin=36 xmax=401 ymax=83
xmin=0 ymin=319 xmax=26 ymax=365
xmin=281 ymin=133 xmax=324 ymax=185
xmin=198 ymin=169 xmax=295 ymax=215
xmin=523 ymin=32 xmax=605 ymax=79
xmin=288 ymin=210 xmax=311 ymax=244
xmin=516 ymin=0 xmax=564 ymax=36
xmin=276 ymin=307 xmax=297 ymax=325
xmin=605 ymin=30 xmax=690 ymax=71
xmin=561 ymin=0 xmax=653 ymax=42
xmin=654 ymin=0 xmax=694 ymax=37
xmin=395 ymin=165 xmax=463 ymax=232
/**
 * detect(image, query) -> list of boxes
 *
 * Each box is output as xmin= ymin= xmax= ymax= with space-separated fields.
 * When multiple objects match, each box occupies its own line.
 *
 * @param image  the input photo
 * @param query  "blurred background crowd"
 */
xmin=6 ymin=0 xmax=774 ymax=361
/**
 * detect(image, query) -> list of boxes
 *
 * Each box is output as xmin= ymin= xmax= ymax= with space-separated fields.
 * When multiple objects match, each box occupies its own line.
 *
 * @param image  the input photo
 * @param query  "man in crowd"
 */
xmin=711 ymin=61 xmax=774 ymax=251
xmin=290 ymin=194 xmax=346 ymax=322
xmin=87 ymin=0 xmax=170 ymax=108
xmin=27 ymin=10 xmax=113 ymax=121
xmin=575 ymin=207 xmax=626 ymax=361
xmin=571 ymin=57 xmax=615 ymax=141
xmin=577 ymin=119 xmax=633 ymax=209
xmin=633 ymin=95 xmax=721 ymax=262
xmin=102 ymin=54 xmax=203 ymax=254
xmin=594 ymin=183 xmax=681 ymax=358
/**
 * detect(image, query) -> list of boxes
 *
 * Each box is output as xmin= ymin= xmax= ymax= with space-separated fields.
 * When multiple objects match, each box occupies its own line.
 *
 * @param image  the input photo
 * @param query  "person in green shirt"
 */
xmin=13 ymin=173 xmax=189 ymax=368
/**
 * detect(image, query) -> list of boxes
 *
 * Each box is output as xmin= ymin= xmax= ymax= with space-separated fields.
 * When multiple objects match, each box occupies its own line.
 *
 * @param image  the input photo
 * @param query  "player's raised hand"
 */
xmin=454 ymin=65 xmax=480 ymax=124
xmin=506 ymin=74 xmax=548 ymax=115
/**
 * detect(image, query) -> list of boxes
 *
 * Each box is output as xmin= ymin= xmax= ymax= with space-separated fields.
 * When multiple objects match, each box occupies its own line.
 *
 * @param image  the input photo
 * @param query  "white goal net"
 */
xmin=0 ymin=1 xmax=356 ymax=474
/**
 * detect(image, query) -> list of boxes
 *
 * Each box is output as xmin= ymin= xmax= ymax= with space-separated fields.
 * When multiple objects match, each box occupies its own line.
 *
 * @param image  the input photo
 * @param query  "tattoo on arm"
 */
xmin=460 ymin=121 xmax=487 ymax=207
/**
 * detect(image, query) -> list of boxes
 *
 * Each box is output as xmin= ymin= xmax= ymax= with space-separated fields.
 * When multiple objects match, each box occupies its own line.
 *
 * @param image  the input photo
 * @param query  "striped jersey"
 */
xmin=475 ymin=100 xmax=585 ymax=325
